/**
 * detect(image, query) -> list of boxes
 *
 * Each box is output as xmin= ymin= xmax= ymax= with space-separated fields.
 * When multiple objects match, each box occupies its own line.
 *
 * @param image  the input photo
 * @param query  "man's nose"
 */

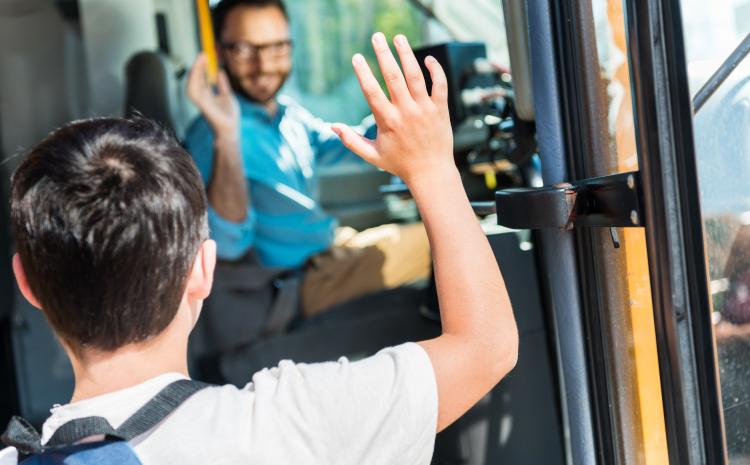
xmin=256 ymin=53 xmax=275 ymax=73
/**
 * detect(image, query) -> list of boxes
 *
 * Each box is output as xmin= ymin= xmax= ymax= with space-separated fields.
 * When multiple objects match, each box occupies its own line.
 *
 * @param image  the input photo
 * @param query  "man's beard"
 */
xmin=227 ymin=71 xmax=290 ymax=107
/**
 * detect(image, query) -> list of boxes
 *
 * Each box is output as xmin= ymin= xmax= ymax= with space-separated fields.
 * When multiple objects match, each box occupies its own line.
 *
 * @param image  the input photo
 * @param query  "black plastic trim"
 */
xmin=548 ymin=0 xmax=618 ymax=461
xmin=526 ymin=0 xmax=597 ymax=463
xmin=0 ymin=318 xmax=20 ymax=431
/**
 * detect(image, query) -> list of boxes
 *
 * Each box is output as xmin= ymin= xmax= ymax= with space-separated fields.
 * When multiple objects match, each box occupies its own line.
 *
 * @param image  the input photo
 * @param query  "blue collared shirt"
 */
xmin=185 ymin=95 xmax=376 ymax=268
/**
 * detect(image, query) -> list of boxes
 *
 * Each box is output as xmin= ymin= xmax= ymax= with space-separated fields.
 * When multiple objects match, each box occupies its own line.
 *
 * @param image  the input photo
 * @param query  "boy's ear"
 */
xmin=12 ymin=253 xmax=42 ymax=309
xmin=186 ymin=240 xmax=216 ymax=301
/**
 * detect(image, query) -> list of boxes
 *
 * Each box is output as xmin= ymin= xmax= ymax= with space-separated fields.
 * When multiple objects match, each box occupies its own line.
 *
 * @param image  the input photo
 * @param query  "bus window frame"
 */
xmin=545 ymin=0 xmax=728 ymax=461
xmin=625 ymin=0 xmax=727 ymax=462
xmin=542 ymin=0 xmax=739 ymax=462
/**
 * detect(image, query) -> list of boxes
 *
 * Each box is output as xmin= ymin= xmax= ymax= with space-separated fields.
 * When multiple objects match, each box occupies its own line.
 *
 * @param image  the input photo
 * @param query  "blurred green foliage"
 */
xmin=286 ymin=0 xmax=425 ymax=99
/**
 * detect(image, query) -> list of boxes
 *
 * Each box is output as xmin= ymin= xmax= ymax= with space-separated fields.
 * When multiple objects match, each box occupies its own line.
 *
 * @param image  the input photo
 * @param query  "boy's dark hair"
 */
xmin=212 ymin=0 xmax=288 ymax=39
xmin=10 ymin=117 xmax=209 ymax=353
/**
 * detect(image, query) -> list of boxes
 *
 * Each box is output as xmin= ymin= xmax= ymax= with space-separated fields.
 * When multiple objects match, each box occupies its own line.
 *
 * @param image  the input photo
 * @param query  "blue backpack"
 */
xmin=1 ymin=379 xmax=209 ymax=464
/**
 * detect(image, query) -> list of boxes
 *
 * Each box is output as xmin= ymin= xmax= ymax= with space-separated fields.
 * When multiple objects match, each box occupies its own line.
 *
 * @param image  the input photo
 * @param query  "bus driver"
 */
xmin=185 ymin=0 xmax=432 ymax=317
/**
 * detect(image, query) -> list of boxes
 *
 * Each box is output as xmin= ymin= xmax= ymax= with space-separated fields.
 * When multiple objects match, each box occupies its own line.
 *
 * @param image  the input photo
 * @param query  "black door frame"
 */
xmin=0 ymin=154 xmax=19 ymax=429
xmin=625 ymin=0 xmax=726 ymax=463
xmin=545 ymin=0 xmax=727 ymax=461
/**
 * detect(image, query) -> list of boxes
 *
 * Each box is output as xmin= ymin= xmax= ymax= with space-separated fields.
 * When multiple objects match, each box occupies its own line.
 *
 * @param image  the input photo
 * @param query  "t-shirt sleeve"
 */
xmin=249 ymin=342 xmax=438 ymax=465
xmin=0 ymin=446 xmax=17 ymax=465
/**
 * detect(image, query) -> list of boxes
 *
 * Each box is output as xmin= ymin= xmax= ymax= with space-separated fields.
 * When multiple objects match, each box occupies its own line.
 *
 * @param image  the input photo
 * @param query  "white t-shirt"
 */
xmin=0 ymin=343 xmax=437 ymax=465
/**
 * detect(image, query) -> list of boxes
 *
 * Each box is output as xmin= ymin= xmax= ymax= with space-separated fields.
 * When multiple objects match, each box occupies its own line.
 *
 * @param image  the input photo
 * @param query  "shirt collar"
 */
xmin=236 ymin=94 xmax=287 ymax=122
xmin=41 ymin=372 xmax=189 ymax=444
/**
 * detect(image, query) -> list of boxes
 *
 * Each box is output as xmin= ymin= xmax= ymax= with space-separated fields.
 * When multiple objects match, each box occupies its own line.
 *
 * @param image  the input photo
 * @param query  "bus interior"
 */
xmin=1 ymin=0 xmax=749 ymax=464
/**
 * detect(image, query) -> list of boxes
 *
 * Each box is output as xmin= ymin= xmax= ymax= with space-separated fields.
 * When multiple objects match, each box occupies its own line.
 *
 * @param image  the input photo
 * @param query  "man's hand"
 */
xmin=187 ymin=53 xmax=249 ymax=223
xmin=335 ymin=33 xmax=518 ymax=433
xmin=187 ymin=53 xmax=241 ymax=140
xmin=331 ymin=33 xmax=454 ymax=187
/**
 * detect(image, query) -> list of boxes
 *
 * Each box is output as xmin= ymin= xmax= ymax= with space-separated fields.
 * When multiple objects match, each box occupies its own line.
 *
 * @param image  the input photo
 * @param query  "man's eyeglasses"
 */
xmin=220 ymin=40 xmax=293 ymax=61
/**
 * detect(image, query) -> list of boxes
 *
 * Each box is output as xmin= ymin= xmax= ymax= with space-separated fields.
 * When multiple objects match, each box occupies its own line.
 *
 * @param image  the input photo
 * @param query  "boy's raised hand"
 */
xmin=332 ymin=33 xmax=455 ymax=187
xmin=336 ymin=34 xmax=518 ymax=433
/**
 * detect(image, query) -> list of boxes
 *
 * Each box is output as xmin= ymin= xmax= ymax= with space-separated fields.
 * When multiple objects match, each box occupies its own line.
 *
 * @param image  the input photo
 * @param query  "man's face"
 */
xmin=219 ymin=5 xmax=292 ymax=106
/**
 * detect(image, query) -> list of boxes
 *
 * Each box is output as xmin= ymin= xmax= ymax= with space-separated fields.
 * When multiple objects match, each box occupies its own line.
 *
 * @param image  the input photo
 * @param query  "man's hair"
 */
xmin=10 ymin=117 xmax=209 ymax=353
xmin=212 ymin=0 xmax=288 ymax=39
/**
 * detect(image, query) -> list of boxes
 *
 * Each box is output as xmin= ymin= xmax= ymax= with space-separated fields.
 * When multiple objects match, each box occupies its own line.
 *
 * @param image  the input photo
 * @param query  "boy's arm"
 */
xmin=332 ymin=33 xmax=519 ymax=433
xmin=187 ymin=54 xmax=249 ymax=223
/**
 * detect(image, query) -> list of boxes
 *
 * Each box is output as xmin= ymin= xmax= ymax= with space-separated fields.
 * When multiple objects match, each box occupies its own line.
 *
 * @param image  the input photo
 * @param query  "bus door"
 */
xmin=500 ymin=0 xmax=731 ymax=463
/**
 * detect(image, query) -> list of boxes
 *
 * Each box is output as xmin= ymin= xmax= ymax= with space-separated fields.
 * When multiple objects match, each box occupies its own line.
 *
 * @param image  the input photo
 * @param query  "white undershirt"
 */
xmin=0 ymin=343 xmax=438 ymax=465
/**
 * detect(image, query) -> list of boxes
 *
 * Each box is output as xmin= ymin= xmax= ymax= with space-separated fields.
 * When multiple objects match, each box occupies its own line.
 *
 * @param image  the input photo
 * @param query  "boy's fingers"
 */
xmin=393 ymin=35 xmax=429 ymax=103
xmin=352 ymin=54 xmax=393 ymax=118
xmin=332 ymin=123 xmax=379 ymax=163
xmin=425 ymin=56 xmax=449 ymax=110
xmin=371 ymin=32 xmax=411 ymax=103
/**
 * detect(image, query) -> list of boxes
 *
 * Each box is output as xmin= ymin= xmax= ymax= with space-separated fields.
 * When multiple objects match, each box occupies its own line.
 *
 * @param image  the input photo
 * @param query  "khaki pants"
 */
xmin=300 ymin=222 xmax=432 ymax=317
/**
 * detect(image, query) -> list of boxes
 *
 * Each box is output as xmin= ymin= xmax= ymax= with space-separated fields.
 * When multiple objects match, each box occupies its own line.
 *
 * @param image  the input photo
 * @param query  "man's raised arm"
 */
xmin=187 ymin=54 xmax=249 ymax=223
xmin=332 ymin=33 xmax=519 ymax=433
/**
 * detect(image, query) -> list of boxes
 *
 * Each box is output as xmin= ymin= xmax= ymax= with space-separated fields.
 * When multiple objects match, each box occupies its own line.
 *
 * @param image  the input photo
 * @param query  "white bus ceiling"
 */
xmin=0 ymin=0 xmax=199 ymax=183
xmin=0 ymin=0 xmax=88 ymax=179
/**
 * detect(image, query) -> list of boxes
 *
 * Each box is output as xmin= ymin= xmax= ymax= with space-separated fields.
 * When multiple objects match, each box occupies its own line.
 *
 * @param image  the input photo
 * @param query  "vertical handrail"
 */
xmin=196 ymin=0 xmax=218 ymax=85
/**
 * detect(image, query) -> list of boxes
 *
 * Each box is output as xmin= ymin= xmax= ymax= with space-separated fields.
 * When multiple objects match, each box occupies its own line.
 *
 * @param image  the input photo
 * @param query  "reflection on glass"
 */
xmin=279 ymin=0 xmax=428 ymax=125
xmin=589 ymin=0 xmax=669 ymax=463
xmin=681 ymin=0 xmax=750 ymax=462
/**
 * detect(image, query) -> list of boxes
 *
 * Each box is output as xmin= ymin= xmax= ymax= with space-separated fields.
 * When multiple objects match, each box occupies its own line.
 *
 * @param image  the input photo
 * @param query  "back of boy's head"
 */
xmin=10 ymin=117 xmax=209 ymax=353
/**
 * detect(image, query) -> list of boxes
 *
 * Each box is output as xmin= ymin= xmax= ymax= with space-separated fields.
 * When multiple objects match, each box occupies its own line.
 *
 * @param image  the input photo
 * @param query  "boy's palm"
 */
xmin=333 ymin=34 xmax=454 ymax=187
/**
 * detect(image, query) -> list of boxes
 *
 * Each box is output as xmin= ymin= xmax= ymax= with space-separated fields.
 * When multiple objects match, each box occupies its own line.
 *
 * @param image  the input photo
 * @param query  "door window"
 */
xmin=681 ymin=0 xmax=750 ymax=461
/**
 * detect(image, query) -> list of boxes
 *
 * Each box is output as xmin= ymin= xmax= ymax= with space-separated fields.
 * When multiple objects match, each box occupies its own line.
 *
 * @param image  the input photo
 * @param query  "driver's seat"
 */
xmin=124 ymin=51 xmax=180 ymax=133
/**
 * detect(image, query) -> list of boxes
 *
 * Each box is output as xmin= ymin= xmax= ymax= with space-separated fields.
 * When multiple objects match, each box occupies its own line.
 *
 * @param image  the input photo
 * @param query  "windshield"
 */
xmin=281 ymin=0 xmax=429 ymax=125
xmin=410 ymin=0 xmax=509 ymax=67
xmin=262 ymin=0 xmax=509 ymax=126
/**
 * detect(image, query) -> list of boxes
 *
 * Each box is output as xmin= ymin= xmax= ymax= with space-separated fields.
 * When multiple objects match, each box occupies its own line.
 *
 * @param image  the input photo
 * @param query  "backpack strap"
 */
xmin=2 ymin=379 xmax=210 ymax=460
xmin=1 ymin=416 xmax=43 ymax=458
xmin=112 ymin=379 xmax=210 ymax=441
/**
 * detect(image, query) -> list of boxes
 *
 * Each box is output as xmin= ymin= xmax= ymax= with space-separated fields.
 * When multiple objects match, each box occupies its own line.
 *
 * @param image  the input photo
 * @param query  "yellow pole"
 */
xmin=196 ymin=0 xmax=218 ymax=85
xmin=606 ymin=0 xmax=669 ymax=462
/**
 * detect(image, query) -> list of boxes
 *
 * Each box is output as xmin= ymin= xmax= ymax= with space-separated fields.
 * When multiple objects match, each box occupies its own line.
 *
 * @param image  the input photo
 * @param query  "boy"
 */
xmin=0 ymin=35 xmax=517 ymax=464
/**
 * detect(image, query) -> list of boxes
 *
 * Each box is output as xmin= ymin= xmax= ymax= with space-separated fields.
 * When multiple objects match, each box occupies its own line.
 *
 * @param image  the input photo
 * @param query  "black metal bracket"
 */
xmin=493 ymin=171 xmax=645 ymax=230
xmin=380 ymin=171 xmax=645 ymax=235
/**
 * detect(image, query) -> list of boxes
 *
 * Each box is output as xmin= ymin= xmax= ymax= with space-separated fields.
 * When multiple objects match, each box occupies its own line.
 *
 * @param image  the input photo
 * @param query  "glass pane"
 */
xmin=681 ymin=0 xmax=750 ymax=462
xmin=282 ymin=0 xmax=429 ymax=126
xmin=589 ymin=0 xmax=670 ymax=462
